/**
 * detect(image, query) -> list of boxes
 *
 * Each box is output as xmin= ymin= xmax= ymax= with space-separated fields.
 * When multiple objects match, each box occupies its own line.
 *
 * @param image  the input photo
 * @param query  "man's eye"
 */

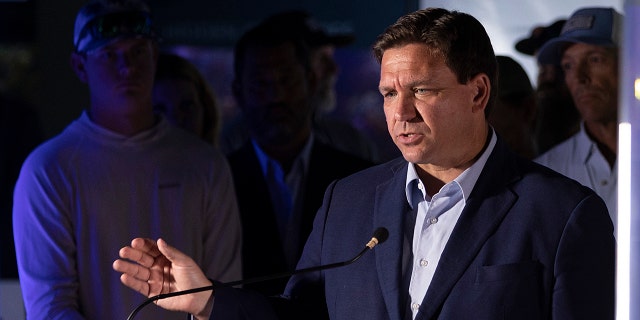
xmin=589 ymin=55 xmax=605 ymax=64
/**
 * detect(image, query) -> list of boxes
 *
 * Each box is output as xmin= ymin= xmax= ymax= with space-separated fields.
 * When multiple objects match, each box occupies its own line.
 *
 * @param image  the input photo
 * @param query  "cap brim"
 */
xmin=537 ymin=36 xmax=616 ymax=65
xmin=81 ymin=34 xmax=155 ymax=53
xmin=515 ymin=38 xmax=539 ymax=56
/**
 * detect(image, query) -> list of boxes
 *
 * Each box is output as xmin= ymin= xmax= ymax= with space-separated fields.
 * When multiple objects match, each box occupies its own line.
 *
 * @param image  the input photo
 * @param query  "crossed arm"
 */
xmin=112 ymin=238 xmax=214 ymax=320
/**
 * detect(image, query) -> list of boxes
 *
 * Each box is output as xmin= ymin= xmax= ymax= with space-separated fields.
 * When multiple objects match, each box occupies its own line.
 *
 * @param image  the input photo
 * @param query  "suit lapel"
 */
xmin=416 ymin=139 xmax=521 ymax=320
xmin=374 ymin=159 xmax=412 ymax=320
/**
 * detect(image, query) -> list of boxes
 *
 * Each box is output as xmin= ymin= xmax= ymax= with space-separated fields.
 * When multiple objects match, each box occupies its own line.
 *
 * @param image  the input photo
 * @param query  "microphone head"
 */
xmin=372 ymin=227 xmax=389 ymax=245
xmin=366 ymin=227 xmax=389 ymax=249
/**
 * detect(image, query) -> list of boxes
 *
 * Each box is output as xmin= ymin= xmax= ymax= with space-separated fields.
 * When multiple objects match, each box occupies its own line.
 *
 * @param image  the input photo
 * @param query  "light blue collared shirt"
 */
xmin=252 ymin=136 xmax=314 ymax=268
xmin=405 ymin=129 xmax=497 ymax=318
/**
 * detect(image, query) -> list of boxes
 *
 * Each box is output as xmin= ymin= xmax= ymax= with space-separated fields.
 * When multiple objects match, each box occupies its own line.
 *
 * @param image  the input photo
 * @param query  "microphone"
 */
xmin=126 ymin=227 xmax=389 ymax=320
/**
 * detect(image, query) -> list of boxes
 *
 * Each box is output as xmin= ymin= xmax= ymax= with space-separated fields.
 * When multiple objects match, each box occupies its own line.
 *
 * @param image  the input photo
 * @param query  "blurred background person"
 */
xmin=12 ymin=1 xmax=241 ymax=318
xmin=222 ymin=10 xmax=379 ymax=163
xmin=489 ymin=55 xmax=538 ymax=159
xmin=264 ymin=10 xmax=379 ymax=163
xmin=535 ymin=7 xmax=621 ymax=235
xmin=153 ymin=52 xmax=221 ymax=146
xmin=515 ymin=18 xmax=580 ymax=154
xmin=227 ymin=16 xmax=372 ymax=297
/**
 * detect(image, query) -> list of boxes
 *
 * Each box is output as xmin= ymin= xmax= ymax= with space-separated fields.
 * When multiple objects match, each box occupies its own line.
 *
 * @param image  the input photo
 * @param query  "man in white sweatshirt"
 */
xmin=12 ymin=1 xmax=242 ymax=319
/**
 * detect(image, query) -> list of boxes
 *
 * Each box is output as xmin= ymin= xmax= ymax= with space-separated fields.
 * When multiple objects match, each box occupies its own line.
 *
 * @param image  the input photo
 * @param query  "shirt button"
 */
xmin=412 ymin=302 xmax=420 ymax=311
xmin=601 ymin=180 xmax=608 ymax=186
xmin=430 ymin=217 xmax=438 ymax=224
xmin=420 ymin=259 xmax=428 ymax=267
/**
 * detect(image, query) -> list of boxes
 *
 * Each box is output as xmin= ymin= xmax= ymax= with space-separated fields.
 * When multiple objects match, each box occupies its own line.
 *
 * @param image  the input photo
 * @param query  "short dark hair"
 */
xmin=233 ymin=20 xmax=311 ymax=80
xmin=373 ymin=8 xmax=497 ymax=116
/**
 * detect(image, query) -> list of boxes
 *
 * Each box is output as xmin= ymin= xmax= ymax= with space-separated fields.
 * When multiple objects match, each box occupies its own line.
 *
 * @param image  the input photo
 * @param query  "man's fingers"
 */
xmin=119 ymin=245 xmax=156 ymax=268
xmin=131 ymin=238 xmax=162 ymax=257
xmin=157 ymin=238 xmax=193 ymax=267
xmin=113 ymin=259 xmax=151 ymax=282
xmin=120 ymin=273 xmax=151 ymax=297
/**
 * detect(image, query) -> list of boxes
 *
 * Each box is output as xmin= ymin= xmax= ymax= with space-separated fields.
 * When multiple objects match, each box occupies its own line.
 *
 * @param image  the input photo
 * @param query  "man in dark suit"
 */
xmin=226 ymin=16 xmax=372 ymax=296
xmin=114 ymin=8 xmax=614 ymax=320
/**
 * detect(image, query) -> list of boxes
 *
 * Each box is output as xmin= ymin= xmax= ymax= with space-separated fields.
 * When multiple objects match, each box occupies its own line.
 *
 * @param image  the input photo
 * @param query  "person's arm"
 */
xmin=114 ymin=236 xmax=328 ymax=320
xmin=113 ymin=238 xmax=215 ymax=320
xmin=552 ymin=193 xmax=615 ymax=319
xmin=201 ymin=151 xmax=242 ymax=283
xmin=13 ymin=157 xmax=85 ymax=319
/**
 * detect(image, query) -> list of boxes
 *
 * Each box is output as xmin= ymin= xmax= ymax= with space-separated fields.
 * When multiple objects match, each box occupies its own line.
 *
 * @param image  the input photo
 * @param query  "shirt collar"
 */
xmin=252 ymin=134 xmax=315 ymax=177
xmin=575 ymin=122 xmax=600 ymax=164
xmin=78 ymin=110 xmax=167 ymax=144
xmin=405 ymin=128 xmax=497 ymax=208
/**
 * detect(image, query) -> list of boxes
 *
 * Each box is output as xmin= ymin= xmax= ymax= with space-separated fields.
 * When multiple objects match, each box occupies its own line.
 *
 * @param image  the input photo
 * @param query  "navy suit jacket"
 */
xmin=227 ymin=139 xmax=372 ymax=296
xmin=214 ymin=137 xmax=615 ymax=320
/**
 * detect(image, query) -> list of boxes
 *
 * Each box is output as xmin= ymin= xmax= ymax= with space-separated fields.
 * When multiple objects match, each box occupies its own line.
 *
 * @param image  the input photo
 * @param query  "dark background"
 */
xmin=1 ymin=0 xmax=418 ymax=280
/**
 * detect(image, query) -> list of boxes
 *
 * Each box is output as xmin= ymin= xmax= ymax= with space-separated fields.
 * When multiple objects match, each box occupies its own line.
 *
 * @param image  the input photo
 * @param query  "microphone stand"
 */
xmin=126 ymin=227 xmax=389 ymax=320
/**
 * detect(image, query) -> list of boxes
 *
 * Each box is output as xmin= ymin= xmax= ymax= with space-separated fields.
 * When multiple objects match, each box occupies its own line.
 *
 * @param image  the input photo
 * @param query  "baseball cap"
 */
xmin=537 ymin=7 xmax=622 ymax=65
xmin=73 ymin=0 xmax=158 ymax=53
xmin=261 ymin=10 xmax=355 ymax=48
xmin=515 ymin=19 xmax=566 ymax=56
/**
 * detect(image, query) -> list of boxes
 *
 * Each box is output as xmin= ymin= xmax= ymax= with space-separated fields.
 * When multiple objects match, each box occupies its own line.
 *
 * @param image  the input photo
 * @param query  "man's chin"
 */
xmin=254 ymin=130 xmax=295 ymax=145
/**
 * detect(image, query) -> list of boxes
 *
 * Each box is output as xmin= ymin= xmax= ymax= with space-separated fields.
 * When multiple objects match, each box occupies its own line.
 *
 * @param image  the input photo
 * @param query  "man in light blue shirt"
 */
xmin=405 ymin=130 xmax=496 ymax=317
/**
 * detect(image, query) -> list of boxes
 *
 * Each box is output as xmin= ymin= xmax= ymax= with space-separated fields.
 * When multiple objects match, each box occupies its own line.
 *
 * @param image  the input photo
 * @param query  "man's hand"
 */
xmin=113 ymin=238 xmax=214 ymax=319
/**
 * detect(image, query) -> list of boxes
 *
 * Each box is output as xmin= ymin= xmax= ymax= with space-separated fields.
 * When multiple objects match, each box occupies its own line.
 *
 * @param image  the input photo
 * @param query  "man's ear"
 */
xmin=470 ymin=73 xmax=490 ymax=114
xmin=70 ymin=52 xmax=88 ymax=83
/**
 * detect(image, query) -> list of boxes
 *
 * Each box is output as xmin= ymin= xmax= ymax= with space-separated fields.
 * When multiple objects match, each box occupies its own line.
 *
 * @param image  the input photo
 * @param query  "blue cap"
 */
xmin=537 ymin=7 xmax=622 ymax=65
xmin=73 ymin=0 xmax=158 ymax=53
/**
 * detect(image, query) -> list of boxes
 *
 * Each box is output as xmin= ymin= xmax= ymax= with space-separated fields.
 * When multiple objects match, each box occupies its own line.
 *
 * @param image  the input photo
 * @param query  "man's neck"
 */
xmin=417 ymin=126 xmax=491 ymax=197
xmin=88 ymin=107 xmax=156 ymax=136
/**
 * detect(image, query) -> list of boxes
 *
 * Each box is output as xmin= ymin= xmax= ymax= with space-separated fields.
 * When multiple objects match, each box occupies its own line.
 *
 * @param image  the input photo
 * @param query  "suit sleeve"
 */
xmin=552 ymin=193 xmax=615 ymax=320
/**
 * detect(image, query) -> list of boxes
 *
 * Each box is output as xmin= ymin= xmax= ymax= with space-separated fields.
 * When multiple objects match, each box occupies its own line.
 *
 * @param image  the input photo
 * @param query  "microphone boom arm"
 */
xmin=126 ymin=227 xmax=389 ymax=320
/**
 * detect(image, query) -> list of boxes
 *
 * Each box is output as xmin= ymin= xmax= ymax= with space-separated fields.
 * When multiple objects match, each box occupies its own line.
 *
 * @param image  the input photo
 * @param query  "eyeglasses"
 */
xmin=75 ymin=11 xmax=155 ymax=52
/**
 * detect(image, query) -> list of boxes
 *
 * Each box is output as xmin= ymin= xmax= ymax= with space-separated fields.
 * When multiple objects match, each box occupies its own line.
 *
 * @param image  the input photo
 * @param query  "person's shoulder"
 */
xmin=517 ymin=155 xmax=598 ymax=204
xmin=225 ymin=140 xmax=254 ymax=169
xmin=20 ymin=121 xmax=86 ymax=167
xmin=334 ymin=156 xmax=405 ymax=185
xmin=534 ymin=132 xmax=580 ymax=166
xmin=15 ymin=141 xmax=74 ymax=186
xmin=163 ymin=124 xmax=218 ymax=152
xmin=161 ymin=125 xmax=232 ymax=170
xmin=489 ymin=140 xmax=595 ymax=205
xmin=312 ymin=140 xmax=374 ymax=169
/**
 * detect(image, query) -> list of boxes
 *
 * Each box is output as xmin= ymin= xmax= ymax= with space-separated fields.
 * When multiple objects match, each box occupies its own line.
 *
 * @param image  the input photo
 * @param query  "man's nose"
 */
xmin=393 ymin=94 xmax=417 ymax=121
